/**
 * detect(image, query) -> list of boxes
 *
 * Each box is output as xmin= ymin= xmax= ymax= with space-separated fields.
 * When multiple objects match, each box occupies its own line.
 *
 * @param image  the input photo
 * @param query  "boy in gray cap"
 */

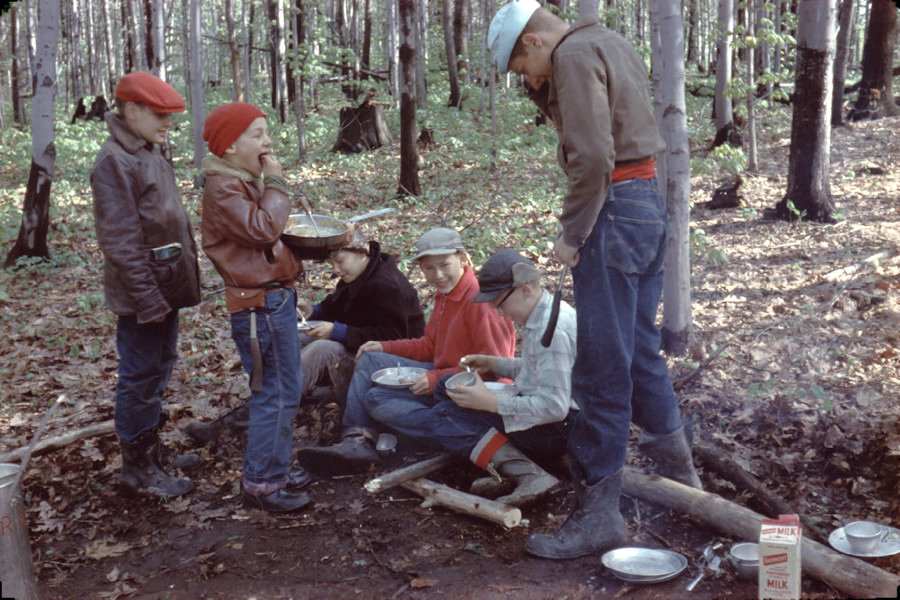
xmin=488 ymin=0 xmax=701 ymax=558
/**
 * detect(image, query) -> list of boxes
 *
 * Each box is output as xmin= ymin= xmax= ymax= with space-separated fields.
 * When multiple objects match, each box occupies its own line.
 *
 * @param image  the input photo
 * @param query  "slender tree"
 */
xmin=188 ymin=0 xmax=205 ymax=172
xmin=147 ymin=0 xmax=166 ymax=79
xmin=442 ymin=0 xmax=461 ymax=108
xmin=11 ymin=6 xmax=25 ymax=126
xmin=5 ymin=0 xmax=60 ymax=268
xmin=292 ymin=0 xmax=309 ymax=159
xmin=242 ymin=0 xmax=252 ymax=103
xmin=777 ymin=0 xmax=836 ymax=222
xmin=101 ymin=0 xmax=117 ymax=96
xmin=650 ymin=0 xmax=693 ymax=355
xmin=831 ymin=0 xmax=856 ymax=126
xmin=713 ymin=0 xmax=734 ymax=140
xmin=746 ymin=0 xmax=758 ymax=171
xmin=849 ymin=0 xmax=897 ymax=120
xmin=397 ymin=0 xmax=419 ymax=196
xmin=453 ymin=0 xmax=470 ymax=83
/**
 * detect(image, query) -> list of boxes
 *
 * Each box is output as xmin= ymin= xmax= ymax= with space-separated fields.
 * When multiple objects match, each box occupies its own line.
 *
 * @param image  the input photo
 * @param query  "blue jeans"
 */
xmin=343 ymin=352 xmax=433 ymax=431
xmin=231 ymin=288 xmax=301 ymax=493
xmin=114 ymin=311 xmax=179 ymax=441
xmin=567 ymin=177 xmax=684 ymax=485
xmin=366 ymin=375 xmax=572 ymax=462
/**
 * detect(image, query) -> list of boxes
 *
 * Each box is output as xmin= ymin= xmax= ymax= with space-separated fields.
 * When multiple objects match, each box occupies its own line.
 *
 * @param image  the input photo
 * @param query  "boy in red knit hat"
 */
xmin=198 ymin=102 xmax=348 ymax=512
xmin=91 ymin=71 xmax=202 ymax=499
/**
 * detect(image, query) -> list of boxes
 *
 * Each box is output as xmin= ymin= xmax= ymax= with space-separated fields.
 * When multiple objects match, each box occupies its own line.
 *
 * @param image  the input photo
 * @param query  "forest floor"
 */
xmin=1 ymin=113 xmax=898 ymax=600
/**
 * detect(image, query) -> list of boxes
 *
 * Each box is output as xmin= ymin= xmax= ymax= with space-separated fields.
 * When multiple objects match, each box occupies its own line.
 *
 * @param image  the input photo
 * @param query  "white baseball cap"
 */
xmin=488 ymin=0 xmax=541 ymax=73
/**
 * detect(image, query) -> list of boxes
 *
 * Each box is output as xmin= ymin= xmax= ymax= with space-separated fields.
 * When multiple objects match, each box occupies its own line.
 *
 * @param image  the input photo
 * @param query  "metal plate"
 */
xmin=282 ymin=213 xmax=348 ymax=248
xmin=829 ymin=524 xmax=900 ymax=558
xmin=484 ymin=381 xmax=518 ymax=395
xmin=601 ymin=547 xmax=688 ymax=583
xmin=297 ymin=320 xmax=323 ymax=333
xmin=371 ymin=367 xmax=427 ymax=389
xmin=0 ymin=463 xmax=20 ymax=489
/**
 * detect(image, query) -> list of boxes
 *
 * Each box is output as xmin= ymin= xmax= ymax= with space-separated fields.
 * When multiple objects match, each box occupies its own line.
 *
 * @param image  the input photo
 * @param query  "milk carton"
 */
xmin=758 ymin=514 xmax=802 ymax=600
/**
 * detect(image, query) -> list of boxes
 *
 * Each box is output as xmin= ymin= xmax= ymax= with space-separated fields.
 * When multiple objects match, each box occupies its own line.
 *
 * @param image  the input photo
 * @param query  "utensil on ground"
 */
xmin=345 ymin=207 xmax=395 ymax=223
xmin=685 ymin=545 xmax=718 ymax=591
xmin=541 ymin=265 xmax=569 ymax=348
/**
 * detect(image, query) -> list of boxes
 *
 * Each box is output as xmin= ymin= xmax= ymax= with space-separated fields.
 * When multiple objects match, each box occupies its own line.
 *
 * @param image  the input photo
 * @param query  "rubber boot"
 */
xmin=185 ymin=403 xmax=250 ymax=445
xmin=296 ymin=427 xmax=379 ymax=476
xmin=637 ymin=426 xmax=702 ymax=489
xmin=479 ymin=443 xmax=559 ymax=506
xmin=120 ymin=432 xmax=194 ymax=498
xmin=241 ymin=484 xmax=311 ymax=513
xmin=525 ymin=469 xmax=627 ymax=559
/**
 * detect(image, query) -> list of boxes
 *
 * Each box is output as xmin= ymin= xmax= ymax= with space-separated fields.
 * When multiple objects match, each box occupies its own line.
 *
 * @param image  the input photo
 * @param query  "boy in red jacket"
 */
xmin=298 ymin=228 xmax=516 ymax=474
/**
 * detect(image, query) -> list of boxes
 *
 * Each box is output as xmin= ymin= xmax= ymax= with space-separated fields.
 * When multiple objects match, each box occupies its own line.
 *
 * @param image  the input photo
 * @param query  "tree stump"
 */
xmin=69 ymin=97 xmax=87 ymax=124
xmin=331 ymin=104 xmax=395 ymax=153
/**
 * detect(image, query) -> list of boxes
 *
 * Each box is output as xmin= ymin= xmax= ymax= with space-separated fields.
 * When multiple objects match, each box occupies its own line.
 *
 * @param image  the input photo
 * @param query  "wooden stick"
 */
xmin=0 ymin=419 xmax=115 ymax=464
xmin=364 ymin=453 xmax=458 ymax=493
xmin=401 ymin=478 xmax=521 ymax=529
xmin=622 ymin=468 xmax=900 ymax=599
xmin=823 ymin=249 xmax=896 ymax=281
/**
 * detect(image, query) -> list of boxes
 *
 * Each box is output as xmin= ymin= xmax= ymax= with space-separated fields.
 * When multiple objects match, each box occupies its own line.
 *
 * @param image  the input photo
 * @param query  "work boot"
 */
xmin=286 ymin=468 xmax=314 ymax=492
xmin=154 ymin=414 xmax=201 ymax=471
xmin=296 ymin=428 xmax=379 ymax=476
xmin=525 ymin=469 xmax=627 ymax=559
xmin=479 ymin=443 xmax=559 ymax=506
xmin=120 ymin=432 xmax=194 ymax=498
xmin=241 ymin=485 xmax=311 ymax=513
xmin=185 ymin=403 xmax=250 ymax=444
xmin=637 ymin=426 xmax=703 ymax=489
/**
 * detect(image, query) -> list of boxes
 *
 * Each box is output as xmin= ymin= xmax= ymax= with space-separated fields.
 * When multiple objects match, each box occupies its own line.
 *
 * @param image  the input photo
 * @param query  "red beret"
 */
xmin=115 ymin=71 xmax=185 ymax=114
xmin=202 ymin=103 xmax=267 ymax=158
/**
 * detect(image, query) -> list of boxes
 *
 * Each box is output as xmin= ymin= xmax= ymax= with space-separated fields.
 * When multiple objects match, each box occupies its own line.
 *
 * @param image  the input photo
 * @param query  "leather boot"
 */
xmin=286 ymin=468 xmax=314 ymax=492
xmin=296 ymin=428 xmax=379 ymax=476
xmin=480 ymin=443 xmax=559 ymax=506
xmin=120 ymin=432 xmax=194 ymax=498
xmin=241 ymin=485 xmax=311 ymax=513
xmin=637 ymin=426 xmax=702 ymax=489
xmin=525 ymin=469 xmax=627 ymax=559
xmin=154 ymin=415 xmax=201 ymax=471
xmin=185 ymin=403 xmax=250 ymax=444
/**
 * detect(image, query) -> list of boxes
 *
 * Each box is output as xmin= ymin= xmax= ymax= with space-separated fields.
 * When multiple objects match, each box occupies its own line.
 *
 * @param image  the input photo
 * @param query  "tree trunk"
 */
xmin=849 ymin=0 xmax=898 ymax=120
xmin=188 ymin=0 xmax=205 ymax=174
xmin=242 ymin=0 xmax=253 ymax=103
xmin=293 ymin=0 xmax=308 ymax=160
xmin=224 ymin=0 xmax=242 ymax=102
xmin=68 ymin=0 xmax=85 ymax=101
xmin=442 ymin=0 xmax=461 ymax=108
xmin=746 ymin=0 xmax=758 ymax=171
xmin=582 ymin=0 xmax=601 ymax=20
xmin=453 ymin=0 xmax=470 ymax=84
xmin=386 ymin=0 xmax=399 ymax=101
xmin=397 ymin=0 xmax=420 ymax=196
xmin=415 ymin=0 xmax=428 ymax=109
xmin=147 ymin=0 xmax=166 ymax=79
xmin=831 ymin=0 xmax=856 ymax=126
xmin=100 ymin=0 xmax=117 ymax=97
xmin=714 ymin=0 xmax=734 ymax=130
xmin=777 ymin=0 xmax=836 ymax=223
xmin=650 ymin=0 xmax=693 ymax=356
xmin=686 ymin=0 xmax=698 ymax=64
xmin=5 ymin=0 xmax=59 ymax=269
xmin=362 ymin=0 xmax=373 ymax=77
xmin=11 ymin=6 xmax=25 ymax=126
xmin=774 ymin=0 xmax=783 ymax=73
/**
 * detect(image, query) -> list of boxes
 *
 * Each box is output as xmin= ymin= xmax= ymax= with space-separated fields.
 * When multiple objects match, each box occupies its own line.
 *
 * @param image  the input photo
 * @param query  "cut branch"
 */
xmin=365 ymin=453 xmax=458 ymax=493
xmin=401 ymin=478 xmax=521 ymax=528
xmin=0 ymin=420 xmax=115 ymax=464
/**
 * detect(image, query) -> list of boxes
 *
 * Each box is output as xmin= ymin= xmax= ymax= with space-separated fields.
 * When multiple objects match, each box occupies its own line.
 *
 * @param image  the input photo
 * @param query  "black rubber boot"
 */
xmin=296 ymin=428 xmax=379 ymax=476
xmin=120 ymin=432 xmax=194 ymax=498
xmin=637 ymin=426 xmax=703 ymax=489
xmin=525 ymin=469 xmax=627 ymax=559
xmin=241 ymin=486 xmax=311 ymax=513
xmin=185 ymin=403 xmax=250 ymax=444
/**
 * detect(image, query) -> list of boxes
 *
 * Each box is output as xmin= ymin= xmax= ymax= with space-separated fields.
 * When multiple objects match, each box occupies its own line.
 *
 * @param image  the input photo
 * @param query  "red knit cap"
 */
xmin=202 ymin=102 xmax=267 ymax=157
xmin=115 ymin=71 xmax=185 ymax=114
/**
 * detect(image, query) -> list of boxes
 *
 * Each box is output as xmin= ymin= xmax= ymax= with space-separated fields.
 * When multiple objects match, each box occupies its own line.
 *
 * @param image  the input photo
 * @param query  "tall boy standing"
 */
xmin=91 ymin=71 xmax=201 ymax=498
xmin=488 ymin=0 xmax=701 ymax=558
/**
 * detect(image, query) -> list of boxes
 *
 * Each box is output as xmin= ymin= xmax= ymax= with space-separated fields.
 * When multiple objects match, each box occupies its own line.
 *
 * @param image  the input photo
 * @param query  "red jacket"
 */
xmin=381 ymin=266 xmax=516 ymax=391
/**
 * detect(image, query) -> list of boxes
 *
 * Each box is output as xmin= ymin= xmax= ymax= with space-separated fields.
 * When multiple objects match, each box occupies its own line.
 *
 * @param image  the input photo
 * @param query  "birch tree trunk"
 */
xmin=188 ymin=0 xmax=205 ymax=173
xmin=292 ymin=0 xmax=308 ymax=160
xmin=442 ymin=0 xmax=461 ymax=108
xmin=650 ymin=0 xmax=693 ymax=356
xmin=242 ymin=0 xmax=252 ymax=103
xmin=149 ymin=0 xmax=166 ymax=80
xmin=776 ymin=0 xmax=836 ymax=223
xmin=397 ymin=0 xmax=420 ymax=196
xmin=69 ymin=0 xmax=85 ymax=101
xmin=275 ymin=0 xmax=289 ymax=122
xmin=4 ymin=0 xmax=59 ymax=268
xmin=415 ymin=0 xmax=428 ymax=109
xmin=386 ymin=0 xmax=399 ymax=101
xmin=746 ymin=0 xmax=758 ymax=171
xmin=224 ymin=0 xmax=242 ymax=102
xmin=100 ymin=0 xmax=117 ymax=96
xmin=11 ymin=6 xmax=25 ymax=125
xmin=831 ymin=0 xmax=855 ymax=126
xmin=714 ymin=0 xmax=734 ymax=130
xmin=580 ymin=0 xmax=600 ymax=20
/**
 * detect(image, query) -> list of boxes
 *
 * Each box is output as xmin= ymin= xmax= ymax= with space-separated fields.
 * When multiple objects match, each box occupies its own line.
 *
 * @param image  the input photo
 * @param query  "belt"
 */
xmin=261 ymin=281 xmax=284 ymax=290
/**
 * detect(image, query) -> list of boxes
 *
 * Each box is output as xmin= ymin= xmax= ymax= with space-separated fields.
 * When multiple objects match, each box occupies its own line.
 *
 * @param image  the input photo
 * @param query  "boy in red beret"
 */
xmin=91 ymin=71 xmax=202 ymax=499
xmin=198 ymin=102 xmax=347 ymax=512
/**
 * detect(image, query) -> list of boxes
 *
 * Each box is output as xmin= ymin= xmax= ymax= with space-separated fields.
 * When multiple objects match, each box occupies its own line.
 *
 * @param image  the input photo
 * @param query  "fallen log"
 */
xmin=365 ymin=453 xmax=458 ymax=493
xmin=0 ymin=420 xmax=115 ymax=464
xmin=622 ymin=468 xmax=900 ymax=599
xmin=401 ymin=478 xmax=521 ymax=529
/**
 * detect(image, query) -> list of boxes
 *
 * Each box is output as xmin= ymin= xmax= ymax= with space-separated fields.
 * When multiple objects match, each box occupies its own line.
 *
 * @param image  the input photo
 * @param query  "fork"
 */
xmin=685 ymin=546 xmax=718 ymax=591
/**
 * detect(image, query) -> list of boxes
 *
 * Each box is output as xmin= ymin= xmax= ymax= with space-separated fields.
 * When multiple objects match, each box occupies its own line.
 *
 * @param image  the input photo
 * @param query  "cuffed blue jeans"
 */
xmin=231 ymin=288 xmax=301 ymax=494
xmin=567 ymin=177 xmax=684 ymax=485
xmin=342 ymin=351 xmax=433 ymax=431
xmin=114 ymin=310 xmax=180 ymax=441
xmin=364 ymin=375 xmax=572 ymax=462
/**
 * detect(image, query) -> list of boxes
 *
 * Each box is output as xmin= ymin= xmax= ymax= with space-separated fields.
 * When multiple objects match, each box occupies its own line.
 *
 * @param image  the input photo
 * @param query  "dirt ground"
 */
xmin=1 ymin=116 xmax=898 ymax=600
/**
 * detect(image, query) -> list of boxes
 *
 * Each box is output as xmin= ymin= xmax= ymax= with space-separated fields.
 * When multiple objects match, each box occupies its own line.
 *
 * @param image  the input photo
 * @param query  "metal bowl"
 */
xmin=729 ymin=542 xmax=759 ymax=580
xmin=371 ymin=367 xmax=427 ymax=389
xmin=484 ymin=381 xmax=518 ymax=395
xmin=0 ymin=463 xmax=20 ymax=490
xmin=445 ymin=371 xmax=476 ymax=391
xmin=601 ymin=547 xmax=688 ymax=583
xmin=281 ymin=213 xmax=348 ymax=249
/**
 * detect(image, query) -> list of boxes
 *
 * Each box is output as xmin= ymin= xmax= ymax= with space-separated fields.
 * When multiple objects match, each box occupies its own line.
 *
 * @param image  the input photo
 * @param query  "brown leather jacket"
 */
xmin=200 ymin=157 xmax=302 ymax=294
xmin=91 ymin=112 xmax=201 ymax=323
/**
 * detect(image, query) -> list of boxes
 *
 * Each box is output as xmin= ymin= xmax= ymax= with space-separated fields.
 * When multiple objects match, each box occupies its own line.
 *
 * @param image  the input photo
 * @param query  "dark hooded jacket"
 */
xmin=316 ymin=241 xmax=424 ymax=352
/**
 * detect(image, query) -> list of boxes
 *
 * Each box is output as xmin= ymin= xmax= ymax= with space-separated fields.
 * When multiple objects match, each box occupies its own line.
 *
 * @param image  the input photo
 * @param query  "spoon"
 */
xmin=297 ymin=190 xmax=321 ymax=237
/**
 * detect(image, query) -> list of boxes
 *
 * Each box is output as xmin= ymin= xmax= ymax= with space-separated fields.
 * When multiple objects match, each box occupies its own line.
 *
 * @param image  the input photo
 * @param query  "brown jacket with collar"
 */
xmin=91 ymin=112 xmax=201 ymax=323
xmin=544 ymin=17 xmax=665 ymax=247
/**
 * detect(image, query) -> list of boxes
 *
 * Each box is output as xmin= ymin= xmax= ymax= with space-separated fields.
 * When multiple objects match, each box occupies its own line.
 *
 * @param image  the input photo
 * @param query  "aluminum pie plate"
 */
xmin=371 ymin=367 xmax=427 ymax=389
xmin=483 ymin=381 xmax=518 ymax=395
xmin=601 ymin=547 xmax=688 ymax=583
xmin=829 ymin=524 xmax=900 ymax=558
xmin=297 ymin=320 xmax=323 ymax=333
